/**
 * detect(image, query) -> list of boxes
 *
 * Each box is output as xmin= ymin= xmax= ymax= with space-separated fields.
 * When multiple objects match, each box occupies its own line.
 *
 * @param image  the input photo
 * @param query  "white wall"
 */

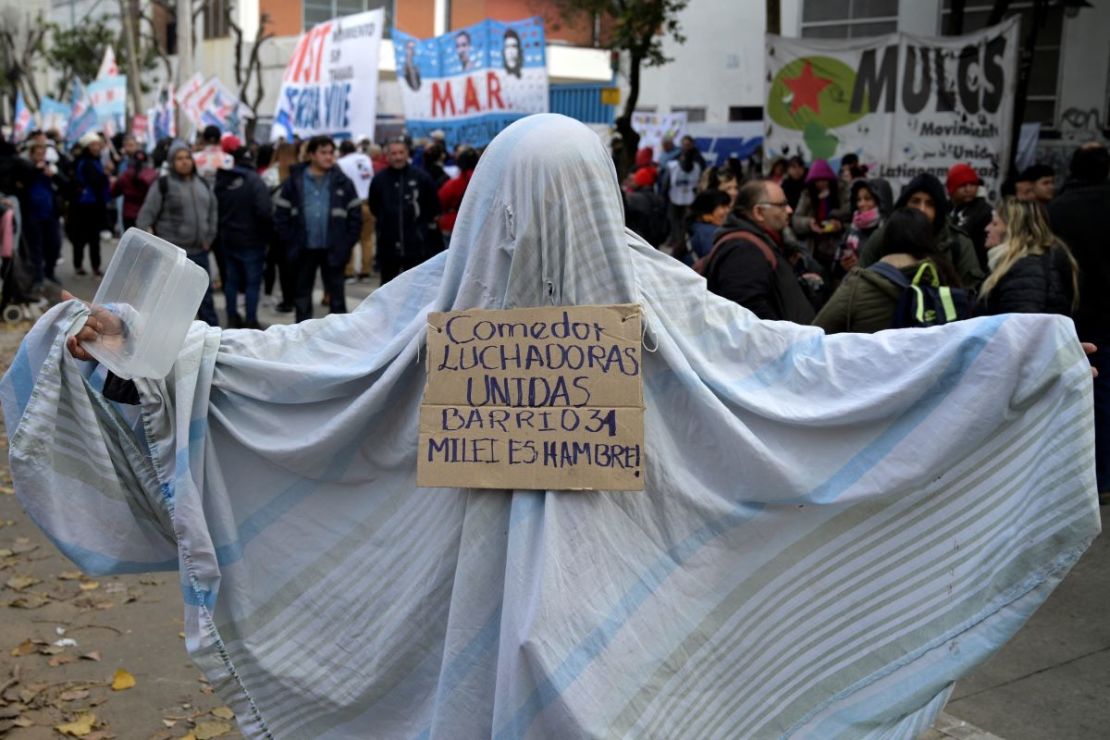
xmin=631 ymin=0 xmax=766 ymax=122
xmin=1056 ymin=2 xmax=1110 ymax=138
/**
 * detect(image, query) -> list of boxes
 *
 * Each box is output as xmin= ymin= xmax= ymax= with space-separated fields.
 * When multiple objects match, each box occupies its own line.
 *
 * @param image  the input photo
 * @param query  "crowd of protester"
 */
xmin=621 ymin=135 xmax=1109 ymax=501
xmin=0 ymin=124 xmax=481 ymax=328
xmin=0 ymin=121 xmax=1106 ymax=499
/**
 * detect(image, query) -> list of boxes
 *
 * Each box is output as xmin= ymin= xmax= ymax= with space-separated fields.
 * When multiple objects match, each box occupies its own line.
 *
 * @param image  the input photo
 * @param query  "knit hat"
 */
xmin=804 ymin=158 xmax=836 ymax=184
xmin=946 ymin=163 xmax=980 ymax=195
xmin=632 ymin=166 xmax=656 ymax=189
xmin=78 ymin=132 xmax=101 ymax=149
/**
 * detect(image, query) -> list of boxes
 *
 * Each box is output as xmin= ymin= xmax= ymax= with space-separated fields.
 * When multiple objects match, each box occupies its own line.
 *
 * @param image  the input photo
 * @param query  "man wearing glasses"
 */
xmin=703 ymin=180 xmax=817 ymax=323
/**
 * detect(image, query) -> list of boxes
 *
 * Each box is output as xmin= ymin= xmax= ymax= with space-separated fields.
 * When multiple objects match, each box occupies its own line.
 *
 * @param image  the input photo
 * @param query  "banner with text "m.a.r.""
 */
xmin=271 ymin=9 xmax=384 ymax=141
xmin=765 ymin=17 xmax=1019 ymax=198
xmin=393 ymin=17 xmax=549 ymax=150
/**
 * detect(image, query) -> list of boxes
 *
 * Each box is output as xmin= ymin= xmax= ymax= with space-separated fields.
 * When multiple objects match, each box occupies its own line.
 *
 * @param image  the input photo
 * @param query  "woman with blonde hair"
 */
xmin=978 ymin=197 xmax=1079 ymax=316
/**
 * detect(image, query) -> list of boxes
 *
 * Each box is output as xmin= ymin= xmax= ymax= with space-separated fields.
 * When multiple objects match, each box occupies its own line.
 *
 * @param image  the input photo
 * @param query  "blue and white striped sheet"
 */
xmin=1 ymin=115 xmax=1099 ymax=738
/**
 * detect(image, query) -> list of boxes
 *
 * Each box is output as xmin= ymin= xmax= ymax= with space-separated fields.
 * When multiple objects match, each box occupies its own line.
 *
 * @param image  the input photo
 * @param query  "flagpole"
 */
xmin=177 ymin=0 xmax=193 ymax=139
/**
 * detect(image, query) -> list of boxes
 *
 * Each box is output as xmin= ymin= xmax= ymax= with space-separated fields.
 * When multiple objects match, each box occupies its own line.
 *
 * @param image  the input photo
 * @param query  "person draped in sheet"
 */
xmin=1 ymin=114 xmax=1100 ymax=739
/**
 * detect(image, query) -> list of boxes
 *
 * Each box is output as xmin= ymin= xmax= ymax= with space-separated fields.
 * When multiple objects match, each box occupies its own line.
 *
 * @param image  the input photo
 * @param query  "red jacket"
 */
xmin=437 ymin=169 xmax=474 ymax=233
xmin=112 ymin=167 xmax=158 ymax=221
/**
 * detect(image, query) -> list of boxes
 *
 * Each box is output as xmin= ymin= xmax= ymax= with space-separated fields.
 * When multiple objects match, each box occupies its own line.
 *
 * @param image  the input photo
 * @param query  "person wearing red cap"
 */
xmin=947 ymin=162 xmax=992 ymax=272
xmin=192 ymin=125 xmax=234 ymax=187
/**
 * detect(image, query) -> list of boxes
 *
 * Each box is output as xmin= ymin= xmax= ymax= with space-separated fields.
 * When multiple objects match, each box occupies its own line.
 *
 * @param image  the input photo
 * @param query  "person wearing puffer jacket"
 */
xmin=136 ymin=140 xmax=219 ymax=325
xmin=859 ymin=172 xmax=984 ymax=290
xmin=977 ymin=197 xmax=1078 ymax=317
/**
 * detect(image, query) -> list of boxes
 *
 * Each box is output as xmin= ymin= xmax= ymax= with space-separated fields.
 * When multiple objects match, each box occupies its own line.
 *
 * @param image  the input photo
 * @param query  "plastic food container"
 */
xmin=83 ymin=228 xmax=210 ymax=380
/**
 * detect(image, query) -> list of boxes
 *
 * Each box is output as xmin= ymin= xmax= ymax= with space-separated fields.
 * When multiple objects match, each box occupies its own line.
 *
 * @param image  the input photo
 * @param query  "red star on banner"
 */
xmin=784 ymin=60 xmax=832 ymax=115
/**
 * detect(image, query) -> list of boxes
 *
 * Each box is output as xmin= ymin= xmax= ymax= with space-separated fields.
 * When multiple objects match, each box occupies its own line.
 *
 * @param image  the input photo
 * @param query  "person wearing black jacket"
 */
xmin=705 ymin=180 xmax=816 ymax=323
xmin=70 ymin=133 xmax=111 ymax=276
xmin=977 ymin=198 xmax=1077 ymax=317
xmin=215 ymin=150 xmax=273 ymax=328
xmin=367 ymin=138 xmax=441 ymax=285
xmin=1048 ymin=143 xmax=1110 ymax=499
xmin=273 ymin=136 xmax=362 ymax=322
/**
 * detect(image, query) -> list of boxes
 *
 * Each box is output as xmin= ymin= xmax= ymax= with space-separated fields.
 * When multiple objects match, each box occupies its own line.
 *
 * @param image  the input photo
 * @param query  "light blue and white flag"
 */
xmin=38 ymin=96 xmax=72 ymax=135
xmin=12 ymin=92 xmax=34 ymax=142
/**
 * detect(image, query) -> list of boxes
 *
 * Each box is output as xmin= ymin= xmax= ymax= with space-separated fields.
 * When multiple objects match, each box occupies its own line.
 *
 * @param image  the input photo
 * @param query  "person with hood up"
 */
xmin=136 ymin=140 xmax=219 ymax=325
xmin=947 ymin=163 xmax=992 ymax=271
xmin=834 ymin=177 xmax=893 ymax=276
xmin=20 ymin=113 xmax=1100 ymax=739
xmin=859 ymin=172 xmax=984 ymax=290
xmin=791 ymin=158 xmax=847 ymax=273
xmin=70 ymin=132 xmax=111 ymax=277
xmin=814 ymin=207 xmax=962 ymax=334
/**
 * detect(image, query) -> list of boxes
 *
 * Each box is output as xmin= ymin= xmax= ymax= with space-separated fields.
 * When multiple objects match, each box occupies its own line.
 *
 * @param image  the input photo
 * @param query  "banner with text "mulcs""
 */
xmin=764 ymin=17 xmax=1019 ymax=198
xmin=272 ymin=9 xmax=384 ymax=141
xmin=393 ymin=17 xmax=549 ymax=149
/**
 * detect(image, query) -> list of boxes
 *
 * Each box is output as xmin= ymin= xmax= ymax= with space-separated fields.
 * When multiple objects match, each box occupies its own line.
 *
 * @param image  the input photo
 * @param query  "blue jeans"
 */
xmin=224 ymin=250 xmax=266 ymax=325
xmin=187 ymin=250 xmax=220 ymax=327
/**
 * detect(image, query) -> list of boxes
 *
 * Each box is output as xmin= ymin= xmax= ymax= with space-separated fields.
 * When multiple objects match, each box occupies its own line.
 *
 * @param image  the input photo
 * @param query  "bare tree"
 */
xmin=0 ymin=8 xmax=48 ymax=109
xmin=228 ymin=12 xmax=275 ymax=140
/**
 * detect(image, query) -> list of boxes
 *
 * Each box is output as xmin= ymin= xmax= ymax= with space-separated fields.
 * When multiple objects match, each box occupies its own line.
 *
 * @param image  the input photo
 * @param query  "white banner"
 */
xmin=631 ymin=112 xmax=687 ymax=160
xmin=765 ymin=18 xmax=1019 ymax=198
xmin=272 ymin=9 xmax=384 ymax=141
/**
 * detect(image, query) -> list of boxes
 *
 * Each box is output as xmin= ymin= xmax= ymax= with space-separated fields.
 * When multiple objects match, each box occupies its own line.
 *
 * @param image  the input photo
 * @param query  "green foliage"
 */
xmin=45 ymin=20 xmax=115 ymax=96
xmin=555 ymin=0 xmax=688 ymax=66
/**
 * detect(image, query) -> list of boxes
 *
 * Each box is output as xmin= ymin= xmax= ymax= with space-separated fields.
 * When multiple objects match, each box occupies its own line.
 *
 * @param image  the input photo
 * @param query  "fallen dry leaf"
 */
xmin=13 ymin=716 xmax=33 ymax=727
xmin=0 ymin=549 xmax=12 ymax=558
xmin=38 ymin=645 xmax=64 ymax=655
xmin=59 ymin=688 xmax=91 ymax=702
xmin=178 ymin=632 xmax=186 ymax=639
xmin=56 ymin=712 xmax=97 ymax=736
xmin=110 ymin=668 xmax=136 ymax=691
xmin=193 ymin=721 xmax=232 ymax=739
xmin=57 ymin=571 xmax=83 ymax=580
xmin=78 ymin=581 xmax=100 ymax=592
xmin=10 ymin=638 xmax=35 ymax=656
xmin=210 ymin=706 xmax=235 ymax=720
xmin=84 ymin=731 xmax=115 ymax=740
xmin=0 ymin=485 xmax=13 ymax=495
xmin=161 ymin=718 xmax=176 ymax=727
xmin=10 ymin=538 xmax=37 ymax=554
xmin=5 ymin=575 xmax=39 ymax=591
xmin=8 ymin=593 xmax=50 ymax=609
xmin=49 ymin=654 xmax=75 ymax=667
xmin=81 ymin=651 xmax=102 ymax=662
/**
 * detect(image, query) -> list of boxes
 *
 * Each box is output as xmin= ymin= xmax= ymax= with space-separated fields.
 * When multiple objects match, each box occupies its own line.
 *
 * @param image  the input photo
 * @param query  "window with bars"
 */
xmin=204 ymin=0 xmax=229 ymax=39
xmin=305 ymin=0 xmax=393 ymax=34
xmin=800 ymin=0 xmax=899 ymax=39
xmin=672 ymin=106 xmax=707 ymax=123
xmin=941 ymin=0 xmax=1064 ymax=127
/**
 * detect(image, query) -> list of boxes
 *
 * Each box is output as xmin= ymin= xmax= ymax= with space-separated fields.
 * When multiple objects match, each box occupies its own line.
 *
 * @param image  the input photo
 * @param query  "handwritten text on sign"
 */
xmin=419 ymin=304 xmax=645 ymax=491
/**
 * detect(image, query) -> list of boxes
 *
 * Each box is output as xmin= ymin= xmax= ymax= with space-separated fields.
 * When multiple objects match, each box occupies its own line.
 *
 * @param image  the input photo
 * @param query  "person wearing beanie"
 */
xmin=70 ymin=132 xmax=111 ymax=276
xmin=136 ymin=141 xmax=220 ymax=325
xmin=859 ymin=172 xmax=984 ymax=289
xmin=947 ymin=163 xmax=992 ymax=271
xmin=791 ymin=158 xmax=847 ymax=274
xmin=1048 ymin=142 xmax=1110 ymax=500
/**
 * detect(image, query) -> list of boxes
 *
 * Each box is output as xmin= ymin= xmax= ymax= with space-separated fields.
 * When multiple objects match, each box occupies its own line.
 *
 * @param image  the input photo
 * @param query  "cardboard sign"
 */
xmin=419 ymin=304 xmax=645 ymax=491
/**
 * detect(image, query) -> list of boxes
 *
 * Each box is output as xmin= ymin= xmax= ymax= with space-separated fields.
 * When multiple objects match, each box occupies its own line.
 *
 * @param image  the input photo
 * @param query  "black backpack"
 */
xmin=868 ymin=261 xmax=972 ymax=328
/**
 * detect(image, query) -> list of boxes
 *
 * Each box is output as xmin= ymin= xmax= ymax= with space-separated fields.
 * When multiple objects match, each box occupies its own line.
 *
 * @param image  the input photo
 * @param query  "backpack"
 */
xmin=694 ymin=229 xmax=777 ymax=277
xmin=868 ymin=261 xmax=972 ymax=328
